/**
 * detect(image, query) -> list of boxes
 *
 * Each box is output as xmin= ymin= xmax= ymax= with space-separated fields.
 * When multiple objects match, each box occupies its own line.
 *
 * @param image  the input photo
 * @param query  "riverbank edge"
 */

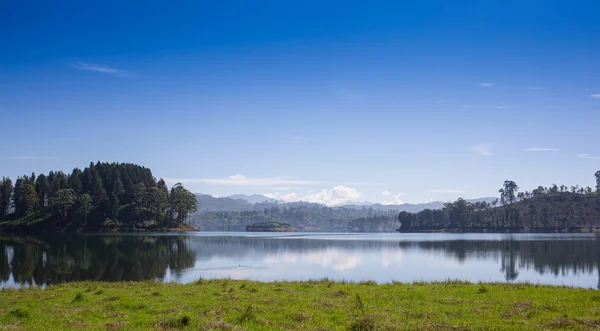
xmin=2 ymin=225 xmax=599 ymax=234
xmin=0 ymin=225 xmax=197 ymax=234
xmin=1 ymin=280 xmax=599 ymax=330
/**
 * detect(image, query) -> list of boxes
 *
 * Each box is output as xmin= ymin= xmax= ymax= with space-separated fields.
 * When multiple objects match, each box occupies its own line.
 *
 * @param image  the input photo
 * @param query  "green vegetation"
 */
xmin=194 ymin=206 xmax=399 ymax=232
xmin=245 ymin=222 xmax=295 ymax=232
xmin=398 ymin=172 xmax=600 ymax=232
xmin=0 ymin=162 xmax=197 ymax=232
xmin=1 ymin=280 xmax=599 ymax=330
xmin=348 ymin=215 xmax=397 ymax=232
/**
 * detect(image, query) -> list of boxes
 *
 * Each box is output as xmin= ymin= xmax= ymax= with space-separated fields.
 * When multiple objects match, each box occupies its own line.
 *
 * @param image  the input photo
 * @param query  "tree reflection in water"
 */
xmin=0 ymin=234 xmax=195 ymax=286
xmin=1 ymin=233 xmax=598 ymax=288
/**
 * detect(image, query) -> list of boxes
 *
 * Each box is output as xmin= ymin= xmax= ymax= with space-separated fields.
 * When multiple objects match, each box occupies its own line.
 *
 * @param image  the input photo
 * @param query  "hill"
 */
xmin=228 ymin=194 xmax=277 ymax=204
xmin=0 ymin=162 xmax=197 ymax=232
xmin=339 ymin=198 xmax=496 ymax=213
xmin=196 ymin=194 xmax=254 ymax=211
xmin=398 ymin=179 xmax=600 ymax=232
xmin=191 ymin=195 xmax=497 ymax=232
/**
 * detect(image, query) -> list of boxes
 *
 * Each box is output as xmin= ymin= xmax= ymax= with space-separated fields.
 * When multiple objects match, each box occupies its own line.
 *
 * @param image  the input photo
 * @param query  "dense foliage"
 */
xmin=192 ymin=205 xmax=399 ymax=231
xmin=0 ymin=162 xmax=197 ymax=230
xmin=348 ymin=215 xmax=398 ymax=232
xmin=245 ymin=222 xmax=295 ymax=231
xmin=399 ymin=172 xmax=600 ymax=232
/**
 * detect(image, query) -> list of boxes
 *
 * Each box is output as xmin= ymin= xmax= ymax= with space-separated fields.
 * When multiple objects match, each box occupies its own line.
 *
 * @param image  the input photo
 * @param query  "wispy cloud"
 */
xmin=427 ymin=189 xmax=466 ymax=193
xmin=0 ymin=156 xmax=44 ymax=160
xmin=523 ymin=148 xmax=559 ymax=152
xmin=576 ymin=153 xmax=600 ymax=160
xmin=496 ymin=105 xmax=509 ymax=109
xmin=470 ymin=144 xmax=491 ymax=156
xmin=164 ymin=174 xmax=318 ymax=187
xmin=591 ymin=94 xmax=600 ymax=99
xmin=479 ymin=82 xmax=494 ymax=87
xmin=342 ymin=181 xmax=383 ymax=186
xmin=526 ymin=87 xmax=542 ymax=90
xmin=72 ymin=62 xmax=130 ymax=77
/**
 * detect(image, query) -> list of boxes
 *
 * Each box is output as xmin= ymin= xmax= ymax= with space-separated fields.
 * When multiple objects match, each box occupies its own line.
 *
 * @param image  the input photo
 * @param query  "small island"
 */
xmin=245 ymin=222 xmax=295 ymax=232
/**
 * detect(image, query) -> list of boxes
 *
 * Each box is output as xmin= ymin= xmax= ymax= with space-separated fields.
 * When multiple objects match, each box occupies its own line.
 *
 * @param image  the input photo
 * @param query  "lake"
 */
xmin=1 ymin=232 xmax=598 ymax=289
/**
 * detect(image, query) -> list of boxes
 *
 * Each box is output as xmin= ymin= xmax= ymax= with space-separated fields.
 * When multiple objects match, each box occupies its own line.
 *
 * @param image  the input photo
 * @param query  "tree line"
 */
xmin=398 ymin=171 xmax=600 ymax=232
xmin=0 ymin=162 xmax=197 ymax=230
xmin=192 ymin=205 xmax=399 ymax=231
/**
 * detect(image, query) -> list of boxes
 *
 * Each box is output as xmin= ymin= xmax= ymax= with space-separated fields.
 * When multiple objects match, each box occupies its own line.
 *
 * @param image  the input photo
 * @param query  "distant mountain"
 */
xmin=464 ymin=197 xmax=497 ymax=204
xmin=228 ymin=194 xmax=277 ymax=204
xmin=337 ymin=198 xmax=496 ymax=213
xmin=195 ymin=194 xmax=254 ymax=211
xmin=195 ymin=193 xmax=496 ymax=214
xmin=337 ymin=202 xmax=444 ymax=213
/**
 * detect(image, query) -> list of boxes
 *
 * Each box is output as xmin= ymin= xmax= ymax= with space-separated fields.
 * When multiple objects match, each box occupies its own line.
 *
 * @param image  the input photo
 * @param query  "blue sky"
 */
xmin=1 ymin=0 xmax=600 ymax=205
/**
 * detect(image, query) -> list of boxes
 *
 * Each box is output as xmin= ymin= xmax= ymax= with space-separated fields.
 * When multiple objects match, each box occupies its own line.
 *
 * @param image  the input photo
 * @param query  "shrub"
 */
xmin=72 ymin=292 xmax=85 ymax=303
xmin=168 ymin=314 xmax=191 ymax=328
xmin=9 ymin=308 xmax=29 ymax=319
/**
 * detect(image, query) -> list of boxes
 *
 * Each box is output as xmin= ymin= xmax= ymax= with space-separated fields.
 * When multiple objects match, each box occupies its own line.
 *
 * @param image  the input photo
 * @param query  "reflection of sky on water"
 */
xmin=3 ymin=232 xmax=599 ymax=288
xmin=163 ymin=233 xmax=600 ymax=288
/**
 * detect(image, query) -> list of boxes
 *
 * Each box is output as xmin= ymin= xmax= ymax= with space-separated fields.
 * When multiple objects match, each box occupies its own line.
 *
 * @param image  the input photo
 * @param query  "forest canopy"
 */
xmin=0 ymin=162 xmax=197 ymax=231
xmin=398 ymin=172 xmax=600 ymax=232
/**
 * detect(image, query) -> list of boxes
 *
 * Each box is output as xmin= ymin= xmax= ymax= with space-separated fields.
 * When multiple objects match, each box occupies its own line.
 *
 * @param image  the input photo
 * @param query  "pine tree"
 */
xmin=0 ymin=177 xmax=13 ymax=220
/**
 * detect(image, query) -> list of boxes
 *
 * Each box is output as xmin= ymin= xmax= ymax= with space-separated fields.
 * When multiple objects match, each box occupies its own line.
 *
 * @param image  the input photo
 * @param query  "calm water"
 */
xmin=1 ymin=232 xmax=599 ymax=288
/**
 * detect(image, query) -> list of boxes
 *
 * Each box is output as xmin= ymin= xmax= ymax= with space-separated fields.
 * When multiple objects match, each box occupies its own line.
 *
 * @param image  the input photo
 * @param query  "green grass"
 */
xmin=1 ymin=279 xmax=599 ymax=330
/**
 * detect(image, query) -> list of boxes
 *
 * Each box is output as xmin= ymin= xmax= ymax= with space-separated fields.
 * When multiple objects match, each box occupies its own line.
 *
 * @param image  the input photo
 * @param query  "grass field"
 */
xmin=1 ymin=279 xmax=599 ymax=330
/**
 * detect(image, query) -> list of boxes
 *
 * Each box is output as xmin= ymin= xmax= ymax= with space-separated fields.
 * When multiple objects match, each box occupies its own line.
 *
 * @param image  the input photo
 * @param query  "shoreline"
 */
xmin=0 ymin=226 xmax=198 ymax=234
xmin=1 ymin=280 xmax=597 ymax=330
xmin=2 ymin=227 xmax=599 ymax=234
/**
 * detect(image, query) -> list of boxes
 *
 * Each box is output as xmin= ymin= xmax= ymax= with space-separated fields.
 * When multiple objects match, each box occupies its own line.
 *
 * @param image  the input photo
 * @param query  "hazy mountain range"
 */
xmin=195 ymin=194 xmax=496 ymax=213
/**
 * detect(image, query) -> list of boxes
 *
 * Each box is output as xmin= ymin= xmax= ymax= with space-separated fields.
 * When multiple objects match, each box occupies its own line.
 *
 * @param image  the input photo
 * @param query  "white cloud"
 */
xmin=479 ymin=83 xmax=494 ymax=87
xmin=380 ymin=190 xmax=403 ymax=205
xmin=301 ymin=186 xmax=363 ymax=206
xmin=263 ymin=192 xmax=299 ymax=202
xmin=382 ymin=194 xmax=404 ymax=205
xmin=590 ymin=94 xmax=600 ymax=99
xmin=576 ymin=153 xmax=600 ymax=160
xmin=526 ymin=87 xmax=542 ymax=90
xmin=496 ymin=105 xmax=508 ymax=109
xmin=470 ymin=144 xmax=491 ymax=156
xmin=72 ymin=62 xmax=130 ymax=77
xmin=523 ymin=148 xmax=559 ymax=152
xmin=164 ymin=174 xmax=318 ymax=187
xmin=264 ymin=185 xmax=363 ymax=206
xmin=427 ymin=189 xmax=466 ymax=193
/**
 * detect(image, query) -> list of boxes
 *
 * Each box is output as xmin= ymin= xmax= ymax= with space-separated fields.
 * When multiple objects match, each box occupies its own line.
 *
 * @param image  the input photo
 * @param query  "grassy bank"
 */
xmin=1 ymin=280 xmax=599 ymax=330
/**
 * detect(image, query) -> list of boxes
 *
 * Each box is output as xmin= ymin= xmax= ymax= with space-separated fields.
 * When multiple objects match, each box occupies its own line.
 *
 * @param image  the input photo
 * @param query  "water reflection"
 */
xmin=1 ymin=233 xmax=598 ymax=288
xmin=0 ymin=234 xmax=195 ymax=287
